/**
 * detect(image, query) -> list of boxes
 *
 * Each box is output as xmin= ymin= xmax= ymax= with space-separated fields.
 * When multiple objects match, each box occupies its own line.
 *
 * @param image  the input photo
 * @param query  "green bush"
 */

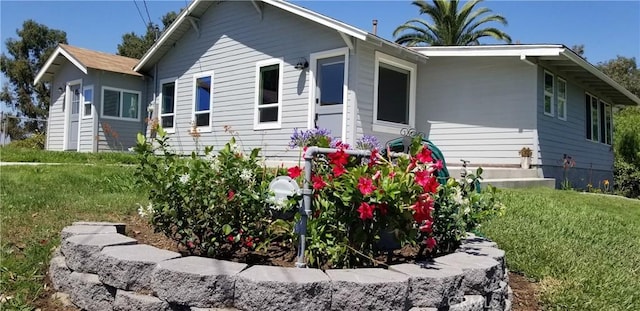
xmin=134 ymin=128 xmax=274 ymax=256
xmin=6 ymin=132 xmax=46 ymax=149
xmin=613 ymin=106 xmax=640 ymax=198
xmin=614 ymin=158 xmax=640 ymax=199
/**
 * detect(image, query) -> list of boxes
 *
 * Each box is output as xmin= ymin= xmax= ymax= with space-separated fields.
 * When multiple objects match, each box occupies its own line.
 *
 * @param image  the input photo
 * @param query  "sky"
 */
xmin=1 ymin=0 xmax=639 ymax=97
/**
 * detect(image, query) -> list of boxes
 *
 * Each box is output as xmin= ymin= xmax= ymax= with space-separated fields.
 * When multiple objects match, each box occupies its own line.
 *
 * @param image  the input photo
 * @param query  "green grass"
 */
xmin=0 ymin=164 xmax=146 ymax=308
xmin=480 ymin=188 xmax=640 ymax=311
xmin=0 ymin=147 xmax=138 ymax=164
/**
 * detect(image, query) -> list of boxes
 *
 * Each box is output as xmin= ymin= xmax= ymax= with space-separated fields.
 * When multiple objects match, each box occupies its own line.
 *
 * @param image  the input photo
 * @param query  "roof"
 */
xmin=34 ymin=44 xmax=142 ymax=84
xmin=413 ymin=45 xmax=640 ymax=106
xmin=134 ymin=0 xmax=426 ymax=72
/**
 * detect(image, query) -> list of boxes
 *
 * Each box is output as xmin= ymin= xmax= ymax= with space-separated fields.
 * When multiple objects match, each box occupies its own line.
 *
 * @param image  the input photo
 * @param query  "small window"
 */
xmin=160 ymin=79 xmax=176 ymax=130
xmin=193 ymin=73 xmax=212 ymax=128
xmin=82 ymin=86 xmax=93 ymax=118
xmin=544 ymin=71 xmax=554 ymax=116
xmin=373 ymin=52 xmax=416 ymax=133
xmin=254 ymin=59 xmax=283 ymax=129
xmin=102 ymin=87 xmax=141 ymax=121
xmin=557 ymin=78 xmax=567 ymax=120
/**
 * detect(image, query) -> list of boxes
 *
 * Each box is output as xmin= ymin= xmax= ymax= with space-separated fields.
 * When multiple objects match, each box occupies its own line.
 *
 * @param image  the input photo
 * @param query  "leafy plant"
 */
xmin=518 ymin=147 xmax=532 ymax=158
xmin=134 ymin=127 xmax=274 ymax=256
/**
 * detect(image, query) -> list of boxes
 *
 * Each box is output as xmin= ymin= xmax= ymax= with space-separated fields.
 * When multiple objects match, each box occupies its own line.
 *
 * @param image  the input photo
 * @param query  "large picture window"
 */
xmin=193 ymin=73 xmax=213 ymax=128
xmin=373 ymin=52 xmax=416 ymax=133
xmin=160 ymin=78 xmax=176 ymax=130
xmin=544 ymin=71 xmax=554 ymax=116
xmin=557 ymin=78 xmax=567 ymax=120
xmin=254 ymin=59 xmax=283 ymax=129
xmin=101 ymin=87 xmax=140 ymax=121
xmin=585 ymin=93 xmax=612 ymax=145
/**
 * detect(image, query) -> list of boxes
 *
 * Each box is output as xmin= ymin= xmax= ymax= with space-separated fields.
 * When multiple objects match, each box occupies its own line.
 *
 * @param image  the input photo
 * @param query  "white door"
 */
xmin=314 ymin=54 xmax=346 ymax=140
xmin=67 ymin=84 xmax=80 ymax=150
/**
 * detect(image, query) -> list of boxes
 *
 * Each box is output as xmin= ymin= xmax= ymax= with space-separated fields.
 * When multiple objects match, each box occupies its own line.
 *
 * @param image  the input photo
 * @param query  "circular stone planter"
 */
xmin=50 ymin=223 xmax=512 ymax=311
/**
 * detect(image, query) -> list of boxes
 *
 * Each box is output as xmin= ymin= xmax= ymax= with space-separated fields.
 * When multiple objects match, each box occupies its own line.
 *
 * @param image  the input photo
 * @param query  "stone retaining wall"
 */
xmin=51 ymin=222 xmax=513 ymax=311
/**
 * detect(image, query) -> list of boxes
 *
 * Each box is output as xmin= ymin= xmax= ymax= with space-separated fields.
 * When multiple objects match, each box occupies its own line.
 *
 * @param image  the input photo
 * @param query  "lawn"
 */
xmin=0 ymin=147 xmax=138 ymax=164
xmin=479 ymin=188 xmax=640 ymax=311
xmin=1 ymin=162 xmax=638 ymax=310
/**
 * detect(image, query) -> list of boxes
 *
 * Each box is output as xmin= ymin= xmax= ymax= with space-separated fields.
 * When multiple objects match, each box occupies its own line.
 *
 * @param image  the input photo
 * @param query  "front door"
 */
xmin=67 ymin=84 xmax=80 ymax=150
xmin=313 ymin=52 xmax=346 ymax=140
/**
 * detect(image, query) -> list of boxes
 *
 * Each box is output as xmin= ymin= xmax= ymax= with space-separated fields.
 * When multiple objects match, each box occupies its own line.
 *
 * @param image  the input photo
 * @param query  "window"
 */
xmin=557 ymin=78 xmax=567 ymax=120
xmin=102 ymin=87 xmax=140 ymax=121
xmin=544 ymin=71 xmax=554 ymax=116
xmin=193 ymin=73 xmax=213 ymax=128
xmin=160 ymin=78 xmax=176 ymax=131
xmin=585 ymin=93 xmax=612 ymax=145
xmin=82 ymin=86 xmax=93 ymax=118
xmin=254 ymin=59 xmax=283 ymax=129
xmin=373 ymin=52 xmax=416 ymax=133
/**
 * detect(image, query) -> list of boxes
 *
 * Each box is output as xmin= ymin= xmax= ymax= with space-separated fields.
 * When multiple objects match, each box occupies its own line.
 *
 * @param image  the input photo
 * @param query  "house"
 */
xmin=36 ymin=0 xmax=639 ymax=189
xmin=34 ymin=44 xmax=147 ymax=152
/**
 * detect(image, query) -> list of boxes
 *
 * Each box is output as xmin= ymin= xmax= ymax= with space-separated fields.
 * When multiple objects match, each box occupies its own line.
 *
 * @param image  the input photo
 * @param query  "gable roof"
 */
xmin=134 ymin=0 xmax=426 ymax=72
xmin=414 ymin=45 xmax=640 ymax=106
xmin=34 ymin=44 xmax=142 ymax=84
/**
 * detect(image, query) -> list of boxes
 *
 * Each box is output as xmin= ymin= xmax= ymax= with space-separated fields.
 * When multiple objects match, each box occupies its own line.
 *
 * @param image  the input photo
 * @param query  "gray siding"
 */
xmin=149 ymin=1 xmax=347 ymax=162
xmin=536 ymin=65 xmax=614 ymax=188
xmin=419 ymin=57 xmax=537 ymax=165
xmin=78 ymin=70 xmax=99 ymax=152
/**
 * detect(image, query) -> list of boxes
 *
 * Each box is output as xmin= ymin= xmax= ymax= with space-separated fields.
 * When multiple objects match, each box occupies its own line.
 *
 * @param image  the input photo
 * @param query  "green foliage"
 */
xmin=480 ymin=188 xmax=640 ymax=311
xmin=614 ymin=158 xmax=640 ymax=199
xmin=0 ymin=20 xmax=67 ymax=137
xmin=597 ymin=56 xmax=640 ymax=98
xmin=117 ymin=11 xmax=178 ymax=59
xmin=611 ymin=106 xmax=640 ymax=198
xmin=393 ymin=0 xmax=511 ymax=46
xmin=5 ymin=132 xmax=46 ymax=149
xmin=134 ymin=128 xmax=273 ymax=256
xmin=0 ymin=147 xmax=138 ymax=164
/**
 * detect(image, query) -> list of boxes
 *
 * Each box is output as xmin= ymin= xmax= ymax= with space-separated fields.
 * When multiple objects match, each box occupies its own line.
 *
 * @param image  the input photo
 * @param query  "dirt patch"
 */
xmin=36 ymin=216 xmax=542 ymax=310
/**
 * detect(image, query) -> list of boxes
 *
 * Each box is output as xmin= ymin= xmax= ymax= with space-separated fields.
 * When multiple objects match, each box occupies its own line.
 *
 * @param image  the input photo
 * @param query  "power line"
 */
xmin=133 ymin=0 xmax=148 ymax=28
xmin=142 ymin=0 xmax=153 ymax=27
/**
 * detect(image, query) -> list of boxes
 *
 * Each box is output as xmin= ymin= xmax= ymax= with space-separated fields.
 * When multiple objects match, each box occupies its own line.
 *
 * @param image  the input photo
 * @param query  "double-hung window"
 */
xmin=373 ymin=51 xmax=417 ymax=133
xmin=254 ymin=59 xmax=283 ymax=129
xmin=585 ymin=93 xmax=612 ymax=145
xmin=102 ymin=87 xmax=140 ymax=121
xmin=543 ymin=71 xmax=554 ymax=116
xmin=557 ymin=78 xmax=567 ymax=120
xmin=160 ymin=78 xmax=177 ymax=131
xmin=193 ymin=72 xmax=213 ymax=129
xmin=82 ymin=85 xmax=93 ymax=119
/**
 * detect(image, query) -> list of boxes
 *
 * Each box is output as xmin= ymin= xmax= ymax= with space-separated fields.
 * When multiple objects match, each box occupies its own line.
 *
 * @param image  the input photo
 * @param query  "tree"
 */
xmin=570 ymin=44 xmax=585 ymax=58
xmin=117 ymin=11 xmax=178 ymax=59
xmin=393 ymin=0 xmax=511 ymax=46
xmin=597 ymin=56 xmax=640 ymax=98
xmin=0 ymin=20 xmax=67 ymax=138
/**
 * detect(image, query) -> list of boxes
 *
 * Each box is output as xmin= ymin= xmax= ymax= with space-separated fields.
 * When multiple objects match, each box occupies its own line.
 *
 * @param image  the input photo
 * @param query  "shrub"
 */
xmin=614 ymin=158 xmax=640 ymax=199
xmin=6 ymin=132 xmax=46 ymax=149
xmin=134 ymin=127 xmax=273 ymax=256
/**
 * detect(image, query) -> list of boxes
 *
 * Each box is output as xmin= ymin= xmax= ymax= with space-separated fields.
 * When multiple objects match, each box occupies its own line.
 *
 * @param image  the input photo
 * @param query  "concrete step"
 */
xmin=447 ymin=167 xmax=540 ymax=179
xmin=481 ymin=178 xmax=555 ymax=189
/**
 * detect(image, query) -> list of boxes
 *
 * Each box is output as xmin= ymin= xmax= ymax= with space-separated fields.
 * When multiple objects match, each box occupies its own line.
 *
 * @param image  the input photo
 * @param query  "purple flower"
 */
xmin=355 ymin=135 xmax=381 ymax=151
xmin=289 ymin=128 xmax=333 ymax=148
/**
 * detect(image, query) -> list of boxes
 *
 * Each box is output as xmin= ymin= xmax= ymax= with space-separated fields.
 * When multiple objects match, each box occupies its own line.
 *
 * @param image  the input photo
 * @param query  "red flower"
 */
xmin=372 ymin=170 xmax=381 ymax=181
xmin=415 ymin=170 xmax=430 ymax=187
xmin=425 ymin=236 xmax=437 ymax=251
xmin=389 ymin=171 xmax=396 ymax=179
xmin=369 ymin=149 xmax=380 ymax=167
xmin=357 ymin=202 xmax=375 ymax=220
xmin=422 ymin=176 xmax=439 ymax=193
xmin=378 ymin=203 xmax=388 ymax=216
xmin=288 ymin=166 xmax=303 ymax=178
xmin=419 ymin=220 xmax=433 ymax=233
xmin=357 ymin=177 xmax=376 ymax=196
xmin=227 ymin=235 xmax=234 ymax=243
xmin=186 ymin=241 xmax=195 ymax=249
xmin=332 ymin=165 xmax=347 ymax=177
xmin=416 ymin=146 xmax=433 ymax=164
xmin=227 ymin=190 xmax=235 ymax=201
xmin=312 ymin=175 xmax=327 ymax=190
xmin=245 ymin=236 xmax=254 ymax=248
xmin=328 ymin=149 xmax=349 ymax=167
xmin=432 ymin=159 xmax=443 ymax=172
xmin=412 ymin=195 xmax=434 ymax=223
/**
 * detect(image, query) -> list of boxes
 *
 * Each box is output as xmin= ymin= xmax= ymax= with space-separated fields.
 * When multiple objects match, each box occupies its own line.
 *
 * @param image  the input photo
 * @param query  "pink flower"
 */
xmin=372 ymin=170 xmax=381 ymax=181
xmin=415 ymin=170 xmax=430 ymax=187
xmin=332 ymin=165 xmax=347 ymax=177
xmin=425 ymin=236 xmax=437 ymax=251
xmin=186 ymin=241 xmax=195 ymax=249
xmin=328 ymin=149 xmax=348 ymax=167
xmin=369 ymin=149 xmax=380 ymax=167
xmin=432 ymin=159 xmax=443 ymax=172
xmin=288 ymin=166 xmax=303 ymax=178
xmin=227 ymin=190 xmax=235 ymax=201
xmin=416 ymin=146 xmax=433 ymax=164
xmin=312 ymin=175 xmax=327 ymax=190
xmin=357 ymin=202 xmax=375 ymax=220
xmin=357 ymin=177 xmax=376 ymax=196
xmin=389 ymin=171 xmax=396 ymax=179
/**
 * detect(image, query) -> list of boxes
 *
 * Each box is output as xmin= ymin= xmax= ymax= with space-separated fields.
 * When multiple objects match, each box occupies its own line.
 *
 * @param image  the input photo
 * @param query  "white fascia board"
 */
xmin=414 ymin=45 xmax=564 ymax=57
xmin=34 ymin=46 xmax=87 ymax=85
xmin=134 ymin=0 xmax=201 ymax=72
xmin=263 ymin=0 xmax=368 ymax=41
xmin=561 ymin=49 xmax=640 ymax=106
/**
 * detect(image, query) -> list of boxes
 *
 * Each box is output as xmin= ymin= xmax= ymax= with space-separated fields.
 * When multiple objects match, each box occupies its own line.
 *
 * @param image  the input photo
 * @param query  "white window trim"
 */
xmin=253 ymin=58 xmax=283 ymax=130
xmin=586 ymin=92 xmax=600 ymax=143
xmin=100 ymin=86 xmax=142 ymax=122
xmin=557 ymin=77 xmax=567 ymax=121
xmin=543 ymin=70 xmax=555 ymax=117
xmin=81 ymin=85 xmax=94 ymax=120
xmin=372 ymin=51 xmax=417 ymax=134
xmin=192 ymin=71 xmax=214 ymax=132
xmin=602 ymin=100 xmax=612 ymax=145
xmin=159 ymin=77 xmax=178 ymax=133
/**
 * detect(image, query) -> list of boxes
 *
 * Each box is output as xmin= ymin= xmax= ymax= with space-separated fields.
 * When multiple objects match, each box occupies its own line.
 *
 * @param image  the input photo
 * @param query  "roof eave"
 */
xmin=34 ymin=46 xmax=88 ymax=85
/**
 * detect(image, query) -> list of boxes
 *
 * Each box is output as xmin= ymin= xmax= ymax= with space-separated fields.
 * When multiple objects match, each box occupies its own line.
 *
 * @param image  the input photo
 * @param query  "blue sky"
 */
xmin=0 ymin=0 xmax=638 ymax=84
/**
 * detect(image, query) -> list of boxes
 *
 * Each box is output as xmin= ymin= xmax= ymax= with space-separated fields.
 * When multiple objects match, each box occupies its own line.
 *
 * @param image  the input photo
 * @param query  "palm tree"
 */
xmin=393 ymin=0 xmax=512 ymax=46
